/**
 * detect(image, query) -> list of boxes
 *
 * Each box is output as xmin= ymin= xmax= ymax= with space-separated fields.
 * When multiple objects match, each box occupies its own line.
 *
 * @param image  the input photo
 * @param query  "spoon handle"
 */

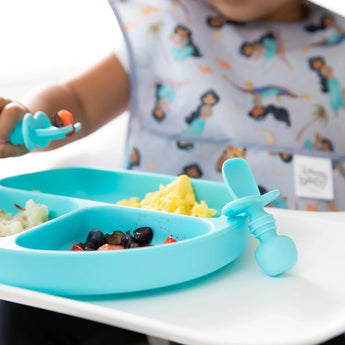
xmin=221 ymin=158 xmax=297 ymax=276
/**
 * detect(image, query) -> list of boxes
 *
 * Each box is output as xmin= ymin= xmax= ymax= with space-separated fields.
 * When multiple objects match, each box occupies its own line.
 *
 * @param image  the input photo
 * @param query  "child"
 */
xmin=0 ymin=0 xmax=344 ymax=344
xmin=1 ymin=0 xmax=345 ymax=213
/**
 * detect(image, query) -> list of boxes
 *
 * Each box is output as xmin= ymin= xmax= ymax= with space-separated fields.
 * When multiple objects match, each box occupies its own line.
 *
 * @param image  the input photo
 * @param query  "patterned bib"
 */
xmin=109 ymin=0 xmax=345 ymax=211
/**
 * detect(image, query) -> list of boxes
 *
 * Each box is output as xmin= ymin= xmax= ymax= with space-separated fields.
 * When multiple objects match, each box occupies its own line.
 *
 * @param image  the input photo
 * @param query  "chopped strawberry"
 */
xmin=51 ymin=110 xmax=76 ymax=137
xmin=97 ymin=244 xmax=125 ymax=251
xmin=163 ymin=236 xmax=176 ymax=244
xmin=71 ymin=243 xmax=83 ymax=251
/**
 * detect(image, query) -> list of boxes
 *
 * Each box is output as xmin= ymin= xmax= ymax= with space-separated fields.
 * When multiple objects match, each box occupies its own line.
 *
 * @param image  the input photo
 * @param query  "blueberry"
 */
xmin=86 ymin=229 xmax=105 ymax=248
xmin=120 ymin=231 xmax=134 ymax=249
xmin=128 ymin=240 xmax=140 ymax=249
xmin=105 ymin=231 xmax=125 ymax=245
xmin=50 ymin=112 xmax=63 ymax=127
xmin=82 ymin=241 xmax=97 ymax=251
xmin=133 ymin=227 xmax=153 ymax=244
xmin=120 ymin=231 xmax=140 ymax=249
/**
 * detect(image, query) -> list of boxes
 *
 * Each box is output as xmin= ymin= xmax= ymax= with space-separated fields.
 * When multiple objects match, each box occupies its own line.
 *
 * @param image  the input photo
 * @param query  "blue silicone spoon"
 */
xmin=9 ymin=111 xmax=81 ymax=151
xmin=221 ymin=158 xmax=298 ymax=276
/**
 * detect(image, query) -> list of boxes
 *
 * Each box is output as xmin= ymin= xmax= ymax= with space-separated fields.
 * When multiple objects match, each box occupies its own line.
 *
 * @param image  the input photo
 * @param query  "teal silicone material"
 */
xmin=9 ymin=112 xmax=81 ymax=151
xmin=221 ymin=158 xmax=298 ymax=276
xmin=0 ymin=167 xmax=249 ymax=295
xmin=0 ymin=159 xmax=297 ymax=295
xmin=0 ymin=168 xmax=231 ymax=212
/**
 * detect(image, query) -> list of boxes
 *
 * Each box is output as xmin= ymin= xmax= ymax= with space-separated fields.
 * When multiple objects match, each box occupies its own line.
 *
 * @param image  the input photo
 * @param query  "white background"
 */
xmin=0 ymin=0 xmax=127 ymax=177
xmin=0 ymin=0 xmax=120 ymax=97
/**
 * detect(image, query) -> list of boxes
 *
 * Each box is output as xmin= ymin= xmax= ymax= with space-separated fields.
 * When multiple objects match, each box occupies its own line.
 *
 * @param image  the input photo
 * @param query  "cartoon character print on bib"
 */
xmin=170 ymin=24 xmax=202 ymax=60
xmin=303 ymin=13 xmax=345 ymax=49
xmin=239 ymin=28 xmax=292 ymax=70
xmin=177 ymin=90 xmax=220 ymax=150
xmin=308 ymin=56 xmax=345 ymax=113
xmin=151 ymin=76 xmax=190 ymax=122
xmin=230 ymin=81 xmax=310 ymax=126
xmin=111 ymin=0 xmax=345 ymax=211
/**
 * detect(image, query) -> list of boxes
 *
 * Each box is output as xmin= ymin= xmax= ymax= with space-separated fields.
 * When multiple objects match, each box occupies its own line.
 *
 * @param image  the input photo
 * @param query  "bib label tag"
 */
xmin=293 ymin=155 xmax=334 ymax=200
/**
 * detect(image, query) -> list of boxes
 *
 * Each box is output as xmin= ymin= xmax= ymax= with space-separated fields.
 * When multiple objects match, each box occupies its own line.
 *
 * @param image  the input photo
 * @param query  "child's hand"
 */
xmin=0 ymin=98 xmax=30 ymax=158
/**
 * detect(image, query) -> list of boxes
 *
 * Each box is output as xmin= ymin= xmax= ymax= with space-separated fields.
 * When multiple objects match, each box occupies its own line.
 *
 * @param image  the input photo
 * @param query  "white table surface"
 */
xmin=0 ymin=205 xmax=345 ymax=345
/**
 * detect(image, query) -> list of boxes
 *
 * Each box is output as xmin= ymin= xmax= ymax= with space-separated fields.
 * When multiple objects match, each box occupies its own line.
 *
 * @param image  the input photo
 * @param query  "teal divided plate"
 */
xmin=0 ymin=168 xmax=249 ymax=296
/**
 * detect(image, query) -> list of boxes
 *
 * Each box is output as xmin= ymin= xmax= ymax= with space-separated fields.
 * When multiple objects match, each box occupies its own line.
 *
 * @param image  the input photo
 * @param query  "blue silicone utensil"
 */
xmin=221 ymin=158 xmax=298 ymax=276
xmin=9 ymin=111 xmax=81 ymax=151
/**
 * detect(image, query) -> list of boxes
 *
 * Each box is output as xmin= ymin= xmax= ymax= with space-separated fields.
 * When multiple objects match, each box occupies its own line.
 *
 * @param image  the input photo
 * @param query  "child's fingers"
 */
xmin=0 ymin=97 xmax=12 ymax=111
xmin=0 ymin=100 xmax=30 ymax=157
xmin=0 ymin=101 xmax=29 ymax=143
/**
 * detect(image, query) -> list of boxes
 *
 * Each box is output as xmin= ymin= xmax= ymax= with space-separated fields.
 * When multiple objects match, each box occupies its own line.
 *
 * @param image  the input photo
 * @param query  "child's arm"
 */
xmin=0 ymin=52 xmax=129 ymax=158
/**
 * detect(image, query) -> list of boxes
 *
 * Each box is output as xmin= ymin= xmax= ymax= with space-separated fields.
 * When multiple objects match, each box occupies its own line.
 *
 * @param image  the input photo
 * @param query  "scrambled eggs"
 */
xmin=117 ymin=174 xmax=216 ymax=217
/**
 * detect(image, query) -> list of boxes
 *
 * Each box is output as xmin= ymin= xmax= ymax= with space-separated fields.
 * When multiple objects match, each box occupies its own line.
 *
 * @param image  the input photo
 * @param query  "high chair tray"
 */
xmin=0 ymin=168 xmax=249 ymax=296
